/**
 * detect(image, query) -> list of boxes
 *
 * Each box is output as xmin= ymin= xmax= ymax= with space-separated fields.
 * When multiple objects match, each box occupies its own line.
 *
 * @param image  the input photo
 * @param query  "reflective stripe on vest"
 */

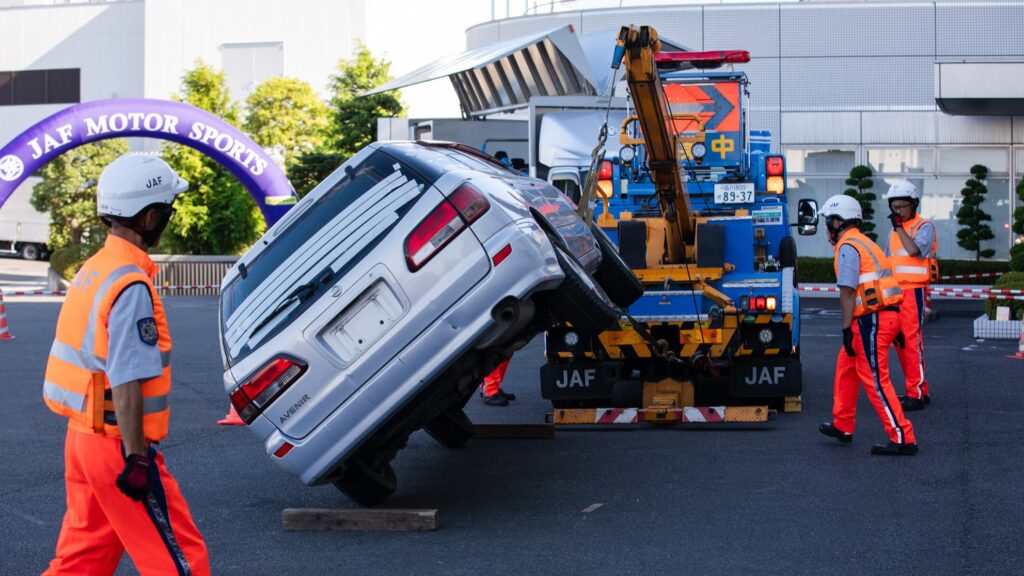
xmin=43 ymin=237 xmax=173 ymax=441
xmin=836 ymin=231 xmax=904 ymax=317
xmin=887 ymin=216 xmax=937 ymax=287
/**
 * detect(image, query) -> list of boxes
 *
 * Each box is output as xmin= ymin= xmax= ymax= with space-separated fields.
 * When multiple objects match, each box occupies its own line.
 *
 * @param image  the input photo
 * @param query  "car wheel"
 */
xmin=333 ymin=456 xmax=397 ymax=507
xmin=779 ymin=236 xmax=798 ymax=286
xmin=20 ymin=243 xmax=39 ymax=261
xmin=543 ymin=243 xmax=619 ymax=338
xmin=423 ymin=407 xmax=475 ymax=449
xmin=590 ymin=224 xmax=644 ymax=307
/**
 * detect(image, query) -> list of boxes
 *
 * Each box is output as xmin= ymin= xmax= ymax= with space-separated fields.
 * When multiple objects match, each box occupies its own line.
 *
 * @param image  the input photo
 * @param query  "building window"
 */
xmin=0 ymin=68 xmax=80 ymax=106
xmin=938 ymin=147 xmax=1009 ymax=175
xmin=783 ymin=148 xmax=856 ymax=176
xmin=866 ymin=148 xmax=935 ymax=175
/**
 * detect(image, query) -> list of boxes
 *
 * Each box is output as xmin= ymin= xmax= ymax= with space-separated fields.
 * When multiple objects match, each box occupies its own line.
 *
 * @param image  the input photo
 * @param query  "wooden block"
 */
xmin=783 ymin=395 xmax=802 ymax=413
xmin=282 ymin=508 xmax=438 ymax=532
xmin=472 ymin=423 xmax=555 ymax=439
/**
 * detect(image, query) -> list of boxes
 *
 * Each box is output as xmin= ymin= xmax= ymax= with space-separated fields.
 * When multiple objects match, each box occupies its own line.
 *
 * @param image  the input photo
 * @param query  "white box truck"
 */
xmin=0 ymin=179 xmax=50 ymax=260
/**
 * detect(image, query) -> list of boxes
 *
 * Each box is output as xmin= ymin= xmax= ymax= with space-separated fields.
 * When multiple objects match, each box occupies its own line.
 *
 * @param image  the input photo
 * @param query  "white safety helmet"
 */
xmin=885 ymin=180 xmax=920 ymax=202
xmin=820 ymin=194 xmax=862 ymax=222
xmin=97 ymin=155 xmax=188 ymax=219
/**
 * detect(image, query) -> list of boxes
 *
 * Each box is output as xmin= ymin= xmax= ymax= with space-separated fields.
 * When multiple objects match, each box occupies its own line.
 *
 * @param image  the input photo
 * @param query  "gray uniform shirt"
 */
xmin=106 ymin=283 xmax=163 ymax=388
xmin=836 ymin=243 xmax=860 ymax=289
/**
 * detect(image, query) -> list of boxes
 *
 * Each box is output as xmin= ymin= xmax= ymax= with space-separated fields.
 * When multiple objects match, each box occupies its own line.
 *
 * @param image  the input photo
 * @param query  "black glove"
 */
xmin=888 ymin=213 xmax=904 ymax=229
xmin=894 ymin=332 xmax=906 ymax=349
xmin=116 ymin=454 xmax=151 ymax=502
xmin=842 ymin=327 xmax=855 ymax=357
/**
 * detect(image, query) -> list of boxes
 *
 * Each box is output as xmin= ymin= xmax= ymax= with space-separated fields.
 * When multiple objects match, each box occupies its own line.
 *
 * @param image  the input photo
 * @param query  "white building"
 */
xmin=0 ymin=0 xmax=366 ymax=147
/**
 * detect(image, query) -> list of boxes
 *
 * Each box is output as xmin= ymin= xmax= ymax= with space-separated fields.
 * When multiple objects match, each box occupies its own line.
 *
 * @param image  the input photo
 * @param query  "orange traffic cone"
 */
xmin=1010 ymin=319 xmax=1024 ymax=360
xmin=218 ymin=405 xmax=244 ymax=426
xmin=0 ymin=290 xmax=13 ymax=340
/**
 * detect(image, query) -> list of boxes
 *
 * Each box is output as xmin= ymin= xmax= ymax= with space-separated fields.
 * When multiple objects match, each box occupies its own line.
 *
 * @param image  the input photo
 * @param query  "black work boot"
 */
xmin=482 ymin=394 xmax=509 ymax=407
xmin=900 ymin=396 xmax=926 ymax=411
xmin=497 ymin=388 xmax=516 ymax=401
xmin=870 ymin=442 xmax=919 ymax=456
xmin=819 ymin=423 xmax=853 ymax=444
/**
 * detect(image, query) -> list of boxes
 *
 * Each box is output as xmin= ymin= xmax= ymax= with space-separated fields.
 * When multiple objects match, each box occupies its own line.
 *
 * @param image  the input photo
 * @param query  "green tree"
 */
xmin=244 ymin=77 xmax=328 ymax=173
xmin=844 ymin=165 xmax=877 ymax=241
xmin=1009 ymin=175 xmax=1024 ymax=271
xmin=30 ymin=139 xmax=128 ymax=250
xmin=161 ymin=60 xmax=263 ymax=254
xmin=292 ymin=42 xmax=405 ymax=196
xmin=955 ymin=164 xmax=996 ymax=261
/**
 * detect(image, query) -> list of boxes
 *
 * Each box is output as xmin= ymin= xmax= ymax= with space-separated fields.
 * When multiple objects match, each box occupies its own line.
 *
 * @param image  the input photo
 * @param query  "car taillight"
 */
xmin=229 ymin=357 xmax=307 ymax=424
xmin=405 ymin=183 xmax=490 ymax=272
xmin=766 ymin=155 xmax=785 ymax=195
xmin=598 ymin=160 xmax=613 ymax=180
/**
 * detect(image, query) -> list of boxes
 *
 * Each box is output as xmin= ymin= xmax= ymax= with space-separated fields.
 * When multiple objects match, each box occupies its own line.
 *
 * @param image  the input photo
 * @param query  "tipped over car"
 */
xmin=218 ymin=140 xmax=641 ymax=505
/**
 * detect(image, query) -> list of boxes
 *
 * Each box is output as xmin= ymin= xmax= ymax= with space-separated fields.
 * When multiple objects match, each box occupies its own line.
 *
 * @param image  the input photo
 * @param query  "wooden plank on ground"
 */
xmin=282 ymin=508 xmax=438 ymax=532
xmin=472 ymin=423 xmax=555 ymax=439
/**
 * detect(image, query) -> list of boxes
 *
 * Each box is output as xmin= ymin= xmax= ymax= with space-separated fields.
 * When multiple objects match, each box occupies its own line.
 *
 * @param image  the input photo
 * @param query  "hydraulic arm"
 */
xmin=613 ymin=25 xmax=694 ymax=263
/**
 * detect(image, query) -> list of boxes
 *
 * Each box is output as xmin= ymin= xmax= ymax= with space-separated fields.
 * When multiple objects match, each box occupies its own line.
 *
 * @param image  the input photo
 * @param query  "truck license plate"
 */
xmin=714 ymin=182 xmax=754 ymax=204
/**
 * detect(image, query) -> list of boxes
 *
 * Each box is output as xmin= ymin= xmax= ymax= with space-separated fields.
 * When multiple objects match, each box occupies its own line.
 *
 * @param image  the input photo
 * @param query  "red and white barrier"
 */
xmin=937 ymin=272 xmax=1003 ymax=281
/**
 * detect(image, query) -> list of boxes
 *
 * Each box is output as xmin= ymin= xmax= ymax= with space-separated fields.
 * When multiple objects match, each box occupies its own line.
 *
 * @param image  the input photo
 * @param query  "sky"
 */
xmin=364 ymin=0 xmax=493 ymax=119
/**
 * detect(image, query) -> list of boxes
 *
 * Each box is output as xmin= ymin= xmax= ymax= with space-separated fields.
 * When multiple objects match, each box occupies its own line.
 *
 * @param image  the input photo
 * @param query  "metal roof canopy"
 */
xmin=364 ymin=25 xmax=688 ymax=119
xmin=935 ymin=62 xmax=1024 ymax=115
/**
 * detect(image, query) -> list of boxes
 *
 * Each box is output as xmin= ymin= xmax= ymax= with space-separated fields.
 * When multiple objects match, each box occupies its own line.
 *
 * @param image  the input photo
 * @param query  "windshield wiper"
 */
xmin=247 ymin=267 xmax=335 ymax=337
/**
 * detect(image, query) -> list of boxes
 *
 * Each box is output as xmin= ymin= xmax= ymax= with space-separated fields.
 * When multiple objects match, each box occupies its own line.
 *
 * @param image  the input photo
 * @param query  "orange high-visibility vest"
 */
xmin=43 ymin=235 xmax=172 ymax=442
xmin=834 ymin=229 xmax=904 ymax=317
xmin=886 ymin=214 xmax=938 ymax=288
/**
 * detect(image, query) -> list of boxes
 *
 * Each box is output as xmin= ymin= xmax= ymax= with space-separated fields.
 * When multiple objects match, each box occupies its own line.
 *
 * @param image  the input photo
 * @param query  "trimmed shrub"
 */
xmin=796 ymin=257 xmax=1010 ymax=284
xmin=984 ymin=272 xmax=1024 ymax=320
xmin=50 ymin=244 xmax=102 ymax=281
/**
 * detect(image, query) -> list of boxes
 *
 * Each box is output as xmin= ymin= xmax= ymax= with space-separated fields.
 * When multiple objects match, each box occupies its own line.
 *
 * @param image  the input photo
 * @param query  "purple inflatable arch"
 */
xmin=0 ymin=98 xmax=296 ymax=226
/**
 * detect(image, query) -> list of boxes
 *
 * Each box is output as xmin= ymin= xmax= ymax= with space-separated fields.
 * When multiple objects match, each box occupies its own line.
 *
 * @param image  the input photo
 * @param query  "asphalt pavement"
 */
xmin=1 ymin=296 xmax=1021 ymax=575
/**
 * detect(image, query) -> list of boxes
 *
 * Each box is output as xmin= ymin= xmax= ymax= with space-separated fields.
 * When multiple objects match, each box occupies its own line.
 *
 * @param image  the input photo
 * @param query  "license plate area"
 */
xmin=320 ymin=280 xmax=403 ymax=365
xmin=713 ymin=182 xmax=754 ymax=204
xmin=540 ymin=361 xmax=618 ymax=400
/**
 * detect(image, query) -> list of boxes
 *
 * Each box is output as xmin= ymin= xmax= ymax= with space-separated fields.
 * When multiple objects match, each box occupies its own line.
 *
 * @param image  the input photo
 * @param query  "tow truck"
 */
xmin=541 ymin=25 xmax=820 ymax=423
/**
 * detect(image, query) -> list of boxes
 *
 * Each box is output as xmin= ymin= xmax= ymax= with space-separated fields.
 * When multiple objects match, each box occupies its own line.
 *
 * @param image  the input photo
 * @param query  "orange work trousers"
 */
xmin=832 ymin=310 xmax=916 ymax=445
xmin=895 ymin=286 xmax=929 ymax=400
xmin=44 ymin=426 xmax=210 ymax=576
xmin=482 ymin=359 xmax=510 ymax=397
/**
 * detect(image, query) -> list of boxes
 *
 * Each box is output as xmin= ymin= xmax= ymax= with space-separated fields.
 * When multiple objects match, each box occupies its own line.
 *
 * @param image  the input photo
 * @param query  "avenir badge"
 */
xmin=137 ymin=317 xmax=158 ymax=346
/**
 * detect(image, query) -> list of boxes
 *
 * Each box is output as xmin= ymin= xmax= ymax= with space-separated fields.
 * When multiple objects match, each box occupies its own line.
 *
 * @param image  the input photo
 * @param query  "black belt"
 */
xmin=882 ymin=306 xmax=900 ymax=312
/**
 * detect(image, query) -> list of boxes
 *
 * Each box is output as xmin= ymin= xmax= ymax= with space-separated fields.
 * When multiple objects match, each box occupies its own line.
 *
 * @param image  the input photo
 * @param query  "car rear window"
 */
xmin=220 ymin=150 xmax=428 ymax=363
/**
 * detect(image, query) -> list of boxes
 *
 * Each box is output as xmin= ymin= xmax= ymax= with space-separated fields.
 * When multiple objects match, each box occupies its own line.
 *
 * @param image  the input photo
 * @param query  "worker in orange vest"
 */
xmin=817 ymin=194 xmax=919 ymax=456
xmin=42 ymin=155 xmax=210 ymax=575
xmin=884 ymin=181 xmax=937 ymax=411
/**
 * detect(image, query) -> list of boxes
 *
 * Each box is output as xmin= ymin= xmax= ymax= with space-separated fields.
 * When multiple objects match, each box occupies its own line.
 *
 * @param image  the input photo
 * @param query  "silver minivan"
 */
xmin=218 ymin=141 xmax=640 ymax=505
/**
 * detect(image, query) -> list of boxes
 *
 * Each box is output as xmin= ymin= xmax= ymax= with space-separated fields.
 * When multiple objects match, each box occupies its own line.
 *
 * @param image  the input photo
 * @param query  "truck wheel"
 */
xmin=423 ymin=407 xmax=474 ymax=449
xmin=591 ymin=224 xmax=644 ymax=307
xmin=19 ymin=243 xmax=40 ymax=261
xmin=333 ymin=456 xmax=397 ymax=507
xmin=544 ymin=243 xmax=619 ymax=338
xmin=779 ymin=236 xmax=798 ymax=285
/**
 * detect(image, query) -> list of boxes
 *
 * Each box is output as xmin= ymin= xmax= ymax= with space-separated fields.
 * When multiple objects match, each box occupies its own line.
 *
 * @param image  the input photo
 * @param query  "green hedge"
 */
xmin=796 ymin=257 xmax=1011 ymax=284
xmin=50 ymin=244 xmax=102 ymax=281
xmin=984 ymin=272 xmax=1024 ymax=320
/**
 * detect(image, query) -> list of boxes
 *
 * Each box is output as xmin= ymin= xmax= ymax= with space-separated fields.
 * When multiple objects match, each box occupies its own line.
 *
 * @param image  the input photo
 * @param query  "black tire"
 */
xmin=20 ymin=243 xmax=39 ymax=261
xmin=591 ymin=225 xmax=644 ymax=307
xmin=543 ymin=243 xmax=619 ymax=338
xmin=423 ymin=407 xmax=474 ymax=448
xmin=779 ymin=236 xmax=798 ymax=286
xmin=333 ymin=457 xmax=397 ymax=507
